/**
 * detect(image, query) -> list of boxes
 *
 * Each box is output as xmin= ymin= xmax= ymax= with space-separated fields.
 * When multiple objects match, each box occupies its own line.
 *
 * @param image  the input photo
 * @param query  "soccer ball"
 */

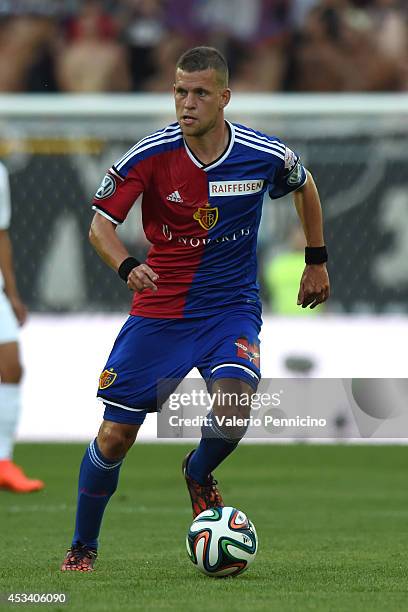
xmin=186 ymin=506 xmax=258 ymax=577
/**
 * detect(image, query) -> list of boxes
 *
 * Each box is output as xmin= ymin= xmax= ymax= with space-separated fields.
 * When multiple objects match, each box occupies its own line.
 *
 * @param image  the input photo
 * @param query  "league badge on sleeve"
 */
xmin=99 ymin=368 xmax=117 ymax=389
xmin=95 ymin=174 xmax=116 ymax=200
xmin=284 ymin=146 xmax=298 ymax=172
xmin=286 ymin=161 xmax=303 ymax=186
xmin=284 ymin=147 xmax=305 ymax=188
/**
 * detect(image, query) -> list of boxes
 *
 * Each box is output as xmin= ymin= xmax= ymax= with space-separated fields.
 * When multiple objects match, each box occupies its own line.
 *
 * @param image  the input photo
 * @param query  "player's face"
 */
xmin=174 ymin=68 xmax=230 ymax=138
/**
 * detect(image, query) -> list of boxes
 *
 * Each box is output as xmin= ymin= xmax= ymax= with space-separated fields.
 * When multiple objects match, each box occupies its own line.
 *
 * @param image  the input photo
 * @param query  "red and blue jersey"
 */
xmin=92 ymin=121 xmax=307 ymax=319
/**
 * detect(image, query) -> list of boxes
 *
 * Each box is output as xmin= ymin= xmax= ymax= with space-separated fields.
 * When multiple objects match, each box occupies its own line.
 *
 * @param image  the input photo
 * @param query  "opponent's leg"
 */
xmin=183 ymin=378 xmax=254 ymax=517
xmin=61 ymin=420 xmax=140 ymax=571
xmin=0 ymin=341 xmax=44 ymax=493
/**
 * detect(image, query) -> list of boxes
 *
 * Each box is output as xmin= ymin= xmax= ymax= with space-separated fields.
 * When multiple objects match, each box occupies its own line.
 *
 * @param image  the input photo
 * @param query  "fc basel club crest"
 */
xmin=193 ymin=203 xmax=219 ymax=230
xmin=235 ymin=337 xmax=260 ymax=369
xmin=99 ymin=368 xmax=117 ymax=389
xmin=95 ymin=174 xmax=116 ymax=200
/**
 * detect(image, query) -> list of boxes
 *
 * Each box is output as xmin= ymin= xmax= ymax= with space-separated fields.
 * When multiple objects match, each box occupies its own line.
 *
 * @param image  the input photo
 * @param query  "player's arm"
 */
xmin=293 ymin=170 xmax=330 ymax=309
xmin=0 ymin=229 xmax=27 ymax=324
xmin=89 ymin=213 xmax=158 ymax=293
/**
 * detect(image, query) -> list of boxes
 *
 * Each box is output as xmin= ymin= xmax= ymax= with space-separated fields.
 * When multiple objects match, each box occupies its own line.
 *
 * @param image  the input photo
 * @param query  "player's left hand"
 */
xmin=297 ymin=264 xmax=330 ymax=309
xmin=8 ymin=294 xmax=28 ymax=326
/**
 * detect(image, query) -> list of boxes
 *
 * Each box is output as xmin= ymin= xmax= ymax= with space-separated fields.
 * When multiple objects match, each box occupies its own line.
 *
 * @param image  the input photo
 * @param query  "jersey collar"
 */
xmin=184 ymin=120 xmax=235 ymax=172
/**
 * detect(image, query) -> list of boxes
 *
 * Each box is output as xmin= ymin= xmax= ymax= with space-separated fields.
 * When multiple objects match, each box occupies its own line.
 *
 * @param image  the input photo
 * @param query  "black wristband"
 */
xmin=305 ymin=246 xmax=328 ymax=265
xmin=118 ymin=256 xmax=141 ymax=282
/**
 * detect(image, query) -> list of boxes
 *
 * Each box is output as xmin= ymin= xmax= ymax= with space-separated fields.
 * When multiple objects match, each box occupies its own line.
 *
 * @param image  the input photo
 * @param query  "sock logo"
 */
xmin=234 ymin=337 xmax=260 ymax=369
xmin=99 ymin=368 xmax=117 ymax=389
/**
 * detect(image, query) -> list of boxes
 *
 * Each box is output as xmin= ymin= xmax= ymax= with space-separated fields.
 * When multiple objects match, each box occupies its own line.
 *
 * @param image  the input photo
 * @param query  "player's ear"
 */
xmin=219 ymin=88 xmax=231 ymax=109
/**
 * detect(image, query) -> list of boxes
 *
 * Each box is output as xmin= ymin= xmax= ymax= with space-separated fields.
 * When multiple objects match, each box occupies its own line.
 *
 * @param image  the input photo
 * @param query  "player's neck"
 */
xmin=184 ymin=120 xmax=230 ymax=166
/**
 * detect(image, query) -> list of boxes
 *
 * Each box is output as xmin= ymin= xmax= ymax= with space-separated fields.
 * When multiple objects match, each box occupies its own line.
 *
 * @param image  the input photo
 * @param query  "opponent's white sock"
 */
xmin=0 ymin=384 xmax=21 ymax=460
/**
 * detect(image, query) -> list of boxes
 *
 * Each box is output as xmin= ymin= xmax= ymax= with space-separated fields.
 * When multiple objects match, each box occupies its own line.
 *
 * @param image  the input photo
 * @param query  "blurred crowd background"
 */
xmin=0 ymin=0 xmax=407 ymax=94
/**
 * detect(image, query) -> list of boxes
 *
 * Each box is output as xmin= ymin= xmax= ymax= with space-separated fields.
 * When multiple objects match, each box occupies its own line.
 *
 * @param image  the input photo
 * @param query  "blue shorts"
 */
xmin=97 ymin=307 xmax=262 ymax=425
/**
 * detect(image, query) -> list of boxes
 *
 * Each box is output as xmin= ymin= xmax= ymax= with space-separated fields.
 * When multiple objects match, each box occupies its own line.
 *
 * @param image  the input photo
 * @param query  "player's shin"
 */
xmin=72 ymin=438 xmax=123 ymax=549
xmin=186 ymin=409 xmax=249 ymax=485
xmin=0 ymin=383 xmax=20 ymax=460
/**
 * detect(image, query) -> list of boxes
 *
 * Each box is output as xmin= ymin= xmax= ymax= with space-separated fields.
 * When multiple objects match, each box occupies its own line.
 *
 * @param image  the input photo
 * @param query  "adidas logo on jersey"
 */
xmin=166 ymin=190 xmax=183 ymax=203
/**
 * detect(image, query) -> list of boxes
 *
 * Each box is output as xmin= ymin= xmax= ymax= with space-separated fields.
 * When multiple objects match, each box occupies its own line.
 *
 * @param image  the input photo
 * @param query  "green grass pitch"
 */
xmin=1 ymin=443 xmax=408 ymax=611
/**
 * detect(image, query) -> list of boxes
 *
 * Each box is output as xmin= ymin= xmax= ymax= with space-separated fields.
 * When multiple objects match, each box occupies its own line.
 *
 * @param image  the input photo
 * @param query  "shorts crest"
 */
xmin=234 ymin=337 xmax=260 ymax=369
xmin=99 ymin=368 xmax=117 ymax=389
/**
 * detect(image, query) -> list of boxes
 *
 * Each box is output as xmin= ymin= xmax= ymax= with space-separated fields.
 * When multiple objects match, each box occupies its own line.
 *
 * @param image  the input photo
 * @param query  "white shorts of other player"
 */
xmin=0 ymin=290 xmax=19 ymax=344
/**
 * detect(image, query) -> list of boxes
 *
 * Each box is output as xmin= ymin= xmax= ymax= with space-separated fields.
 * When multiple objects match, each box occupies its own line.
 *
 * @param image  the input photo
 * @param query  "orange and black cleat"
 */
xmin=182 ymin=450 xmax=224 ymax=518
xmin=61 ymin=543 xmax=98 ymax=572
xmin=0 ymin=460 xmax=44 ymax=493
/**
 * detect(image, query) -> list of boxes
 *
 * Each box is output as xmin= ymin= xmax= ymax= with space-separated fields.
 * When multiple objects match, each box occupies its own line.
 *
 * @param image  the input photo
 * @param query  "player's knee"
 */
xmin=97 ymin=420 xmax=139 ymax=460
xmin=206 ymin=403 xmax=251 ymax=444
xmin=0 ymin=361 xmax=23 ymax=384
xmin=209 ymin=379 xmax=255 ymax=442
xmin=211 ymin=378 xmax=256 ymax=406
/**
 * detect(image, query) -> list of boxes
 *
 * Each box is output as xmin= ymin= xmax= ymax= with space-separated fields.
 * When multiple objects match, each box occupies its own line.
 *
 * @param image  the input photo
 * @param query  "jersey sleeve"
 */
xmin=268 ymin=145 xmax=307 ymax=200
xmin=91 ymin=157 xmax=152 ymax=224
xmin=0 ymin=162 xmax=11 ymax=230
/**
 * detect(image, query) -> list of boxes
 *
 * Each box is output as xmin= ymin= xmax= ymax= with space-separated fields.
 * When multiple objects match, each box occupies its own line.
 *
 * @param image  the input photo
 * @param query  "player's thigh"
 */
xmin=197 ymin=308 xmax=261 ymax=396
xmin=0 ymin=341 xmax=22 ymax=382
xmin=97 ymin=315 xmax=194 ymax=418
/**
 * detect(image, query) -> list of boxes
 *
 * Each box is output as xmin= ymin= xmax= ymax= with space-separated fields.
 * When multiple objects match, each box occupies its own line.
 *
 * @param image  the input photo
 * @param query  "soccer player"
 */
xmin=61 ymin=46 xmax=329 ymax=571
xmin=0 ymin=161 xmax=44 ymax=493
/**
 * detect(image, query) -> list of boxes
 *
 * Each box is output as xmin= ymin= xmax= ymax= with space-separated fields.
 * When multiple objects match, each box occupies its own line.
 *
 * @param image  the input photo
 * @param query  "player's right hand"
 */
xmin=126 ymin=263 xmax=159 ymax=293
